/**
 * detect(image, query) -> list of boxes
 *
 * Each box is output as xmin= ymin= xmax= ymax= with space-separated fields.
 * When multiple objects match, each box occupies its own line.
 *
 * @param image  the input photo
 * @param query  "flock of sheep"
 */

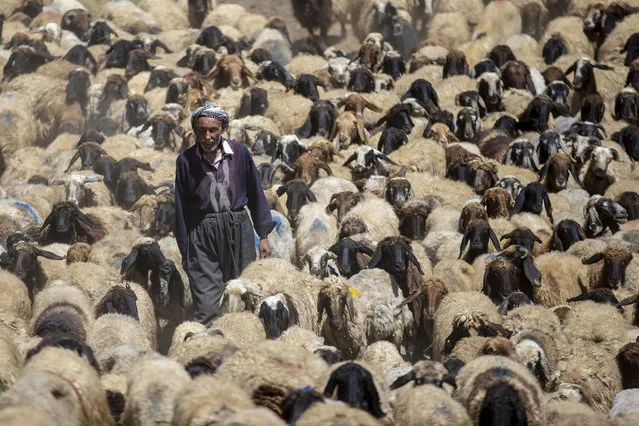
xmin=0 ymin=0 xmax=638 ymax=424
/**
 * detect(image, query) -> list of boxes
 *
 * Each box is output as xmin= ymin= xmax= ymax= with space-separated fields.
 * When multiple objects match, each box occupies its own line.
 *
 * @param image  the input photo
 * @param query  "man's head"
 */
xmin=191 ymin=102 xmax=230 ymax=153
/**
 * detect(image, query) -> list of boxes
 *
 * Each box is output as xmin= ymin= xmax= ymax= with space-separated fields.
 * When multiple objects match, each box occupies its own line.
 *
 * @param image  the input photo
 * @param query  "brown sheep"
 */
xmin=479 ymin=336 xmax=517 ymax=358
xmin=66 ymin=243 xmax=91 ymax=264
xmin=337 ymin=94 xmax=382 ymax=117
xmin=582 ymin=244 xmax=634 ymax=290
xmin=482 ymin=187 xmax=511 ymax=218
xmin=206 ymin=55 xmax=256 ymax=90
xmin=330 ymin=111 xmax=368 ymax=150
xmin=616 ymin=341 xmax=639 ymax=390
xmin=458 ymin=202 xmax=488 ymax=234
xmin=280 ymin=153 xmax=332 ymax=187
xmin=307 ymin=140 xmax=343 ymax=163
xmin=326 ymin=191 xmax=364 ymax=223
xmin=538 ymin=153 xmax=582 ymax=193
xmin=427 ymin=123 xmax=459 ymax=146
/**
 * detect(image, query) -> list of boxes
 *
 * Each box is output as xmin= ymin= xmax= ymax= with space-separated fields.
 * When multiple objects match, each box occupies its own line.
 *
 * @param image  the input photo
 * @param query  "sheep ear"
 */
xmin=489 ymin=227 xmax=501 ymax=251
xmin=543 ymin=191 xmax=554 ymax=225
xmin=565 ymin=62 xmax=577 ymax=75
xmin=510 ymin=190 xmax=525 ymax=216
xmin=389 ymin=370 xmax=415 ymax=390
xmin=169 ymin=266 xmax=186 ymax=309
xmin=276 ymin=184 xmax=287 ymax=197
xmin=367 ymin=247 xmax=383 ymax=269
xmin=610 ymin=148 xmax=619 ymax=161
xmin=356 ymin=242 xmax=374 ymax=256
xmin=65 ymin=151 xmax=81 ymax=172
xmin=522 ymin=256 xmax=542 ymax=288
xmin=317 ymin=293 xmax=327 ymax=324
xmin=295 ymin=116 xmax=313 ymax=139
xmin=593 ymin=63 xmax=613 ymax=71
xmin=582 ymin=252 xmax=604 ymax=265
xmin=356 ymin=121 xmax=366 ymax=143
xmin=121 ymin=248 xmax=139 ymax=274
xmin=305 ymin=188 xmax=317 ymax=202
xmin=504 ymin=146 xmax=514 ymax=165
xmin=569 ymin=163 xmax=582 ymax=187
xmin=397 ymin=288 xmax=423 ymax=309
xmin=617 ymin=294 xmax=639 ymax=308
xmin=551 ymin=230 xmax=564 ymax=251
xmin=405 ymin=249 xmax=424 ymax=275
xmin=325 ymin=200 xmax=337 ymax=215
xmin=342 ymin=152 xmax=357 ymax=167
xmin=459 ymin=231 xmax=469 ymax=259
xmin=35 ymin=248 xmax=65 ymax=261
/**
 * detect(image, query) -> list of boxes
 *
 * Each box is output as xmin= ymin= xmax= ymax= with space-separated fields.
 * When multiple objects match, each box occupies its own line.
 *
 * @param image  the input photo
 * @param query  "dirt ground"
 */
xmin=219 ymin=0 xmax=361 ymax=51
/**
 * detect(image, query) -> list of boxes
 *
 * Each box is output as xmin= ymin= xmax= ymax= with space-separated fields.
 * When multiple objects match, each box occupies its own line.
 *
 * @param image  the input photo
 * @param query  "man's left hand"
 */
xmin=259 ymin=238 xmax=272 ymax=259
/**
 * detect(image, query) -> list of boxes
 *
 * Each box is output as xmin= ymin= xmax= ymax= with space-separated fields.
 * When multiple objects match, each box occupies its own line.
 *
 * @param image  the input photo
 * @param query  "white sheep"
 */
xmin=121 ymin=357 xmax=192 ymax=425
xmin=295 ymin=202 xmax=339 ymax=267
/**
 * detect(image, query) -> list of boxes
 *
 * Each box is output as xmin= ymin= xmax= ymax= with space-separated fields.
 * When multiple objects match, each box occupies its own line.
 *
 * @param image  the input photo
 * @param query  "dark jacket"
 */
xmin=175 ymin=138 xmax=275 ymax=259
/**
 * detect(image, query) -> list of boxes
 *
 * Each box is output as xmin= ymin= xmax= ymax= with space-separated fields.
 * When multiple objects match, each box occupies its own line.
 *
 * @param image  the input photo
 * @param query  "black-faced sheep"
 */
xmin=511 ymin=182 xmax=554 ymax=224
xmin=39 ymin=202 xmax=106 ymax=245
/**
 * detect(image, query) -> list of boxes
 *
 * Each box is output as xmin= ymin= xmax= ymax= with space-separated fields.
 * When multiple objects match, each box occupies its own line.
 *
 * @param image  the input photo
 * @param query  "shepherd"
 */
xmin=175 ymin=102 xmax=275 ymax=325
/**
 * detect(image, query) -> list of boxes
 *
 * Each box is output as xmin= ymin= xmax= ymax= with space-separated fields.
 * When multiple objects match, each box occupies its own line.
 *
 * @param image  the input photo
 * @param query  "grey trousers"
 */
xmin=186 ymin=210 xmax=256 ymax=325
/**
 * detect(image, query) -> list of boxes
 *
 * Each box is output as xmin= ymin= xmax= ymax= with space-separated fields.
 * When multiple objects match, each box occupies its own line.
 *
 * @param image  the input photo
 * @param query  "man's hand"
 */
xmin=259 ymin=238 xmax=272 ymax=259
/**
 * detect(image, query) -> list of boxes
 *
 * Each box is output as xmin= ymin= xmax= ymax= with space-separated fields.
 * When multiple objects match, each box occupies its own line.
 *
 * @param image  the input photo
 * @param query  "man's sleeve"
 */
xmin=245 ymin=149 xmax=276 ymax=238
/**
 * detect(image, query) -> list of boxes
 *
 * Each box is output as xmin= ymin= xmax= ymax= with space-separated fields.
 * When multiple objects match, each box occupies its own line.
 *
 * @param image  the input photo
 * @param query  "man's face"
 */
xmin=195 ymin=116 xmax=226 ymax=153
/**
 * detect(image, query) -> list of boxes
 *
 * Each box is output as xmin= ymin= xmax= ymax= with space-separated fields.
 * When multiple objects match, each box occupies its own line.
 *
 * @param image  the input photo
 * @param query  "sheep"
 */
xmin=429 ymin=290 xmax=501 ymax=362
xmin=323 ymin=269 xmax=413 ymax=358
xmin=310 ymin=176 xmax=359 ymax=212
xmin=0 ymin=269 xmax=31 ymax=324
xmin=580 ymin=146 xmax=620 ymax=196
xmin=1 ymin=241 xmax=65 ymax=301
xmin=426 ymin=12 xmax=470 ymax=50
xmin=319 ymin=360 xmax=392 ymax=421
xmin=342 ymin=197 xmax=399 ymax=243
xmin=216 ymin=340 xmax=327 ymax=414
xmin=581 ymin=244 xmax=633 ymax=290
xmin=19 ymin=346 xmax=113 ymax=426
xmin=294 ymin=201 xmax=338 ymax=262
xmin=30 ymin=283 xmax=93 ymax=341
xmin=208 ymin=312 xmax=266 ymax=348
xmin=295 ymin=401 xmax=381 ymax=425
xmin=555 ymin=339 xmax=622 ymax=413
xmin=172 ymin=375 xmax=257 ymax=423
xmin=453 ymin=355 xmax=544 ymax=425
xmin=120 ymin=356 xmax=191 ymax=425
xmin=86 ymin=313 xmax=152 ymax=372
xmin=532 ymin=252 xmax=589 ymax=307
xmin=251 ymin=28 xmax=292 ymax=67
